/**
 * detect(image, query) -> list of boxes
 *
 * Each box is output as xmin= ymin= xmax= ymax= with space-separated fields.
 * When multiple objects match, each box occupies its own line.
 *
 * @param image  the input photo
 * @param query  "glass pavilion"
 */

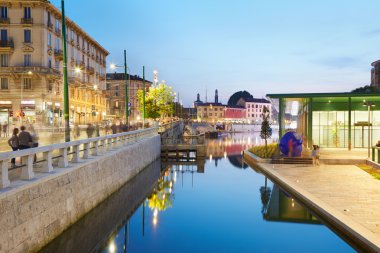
xmin=267 ymin=93 xmax=380 ymax=150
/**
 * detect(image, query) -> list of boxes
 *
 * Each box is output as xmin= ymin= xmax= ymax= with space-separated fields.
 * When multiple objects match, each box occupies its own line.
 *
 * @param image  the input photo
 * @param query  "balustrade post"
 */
xmin=41 ymin=151 xmax=53 ymax=172
xmin=72 ymin=145 xmax=81 ymax=163
xmin=92 ymin=141 xmax=99 ymax=156
xmin=83 ymin=143 xmax=90 ymax=159
xmin=0 ymin=160 xmax=10 ymax=188
xmin=21 ymin=154 xmax=34 ymax=180
xmin=100 ymin=139 xmax=107 ymax=153
xmin=58 ymin=147 xmax=68 ymax=168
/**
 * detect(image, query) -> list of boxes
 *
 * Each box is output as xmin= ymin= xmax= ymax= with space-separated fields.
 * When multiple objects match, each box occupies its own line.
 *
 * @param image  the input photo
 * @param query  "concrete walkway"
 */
xmin=244 ymin=153 xmax=380 ymax=252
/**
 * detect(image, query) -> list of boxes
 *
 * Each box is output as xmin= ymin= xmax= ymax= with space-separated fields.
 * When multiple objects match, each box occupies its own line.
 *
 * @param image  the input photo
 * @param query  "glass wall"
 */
xmin=312 ymin=111 xmax=348 ymax=148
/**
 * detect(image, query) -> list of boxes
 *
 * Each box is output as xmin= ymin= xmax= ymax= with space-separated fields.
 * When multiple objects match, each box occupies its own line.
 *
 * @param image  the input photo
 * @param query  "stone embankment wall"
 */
xmin=0 ymin=135 xmax=161 ymax=253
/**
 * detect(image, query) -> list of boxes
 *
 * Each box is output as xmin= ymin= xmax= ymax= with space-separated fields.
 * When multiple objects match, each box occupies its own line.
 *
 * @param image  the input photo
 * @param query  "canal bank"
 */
xmin=243 ymin=151 xmax=380 ymax=252
xmin=0 ymin=133 xmax=161 ymax=253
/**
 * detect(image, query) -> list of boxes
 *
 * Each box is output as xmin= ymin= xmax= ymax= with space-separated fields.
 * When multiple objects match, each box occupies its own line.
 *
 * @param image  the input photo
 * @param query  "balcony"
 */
xmin=55 ymin=28 xmax=61 ymax=37
xmin=47 ymin=22 xmax=53 ymax=31
xmin=54 ymin=49 xmax=63 ymax=60
xmin=100 ymin=74 xmax=106 ymax=80
xmin=21 ymin=18 xmax=33 ymax=25
xmin=0 ymin=18 xmax=10 ymax=25
xmin=0 ymin=66 xmax=60 ymax=77
xmin=86 ymin=66 xmax=95 ymax=74
xmin=0 ymin=39 xmax=14 ymax=53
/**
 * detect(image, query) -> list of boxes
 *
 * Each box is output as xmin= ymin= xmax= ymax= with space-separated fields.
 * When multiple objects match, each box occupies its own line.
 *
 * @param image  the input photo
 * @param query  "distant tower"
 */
xmin=197 ymin=93 xmax=200 ymax=101
xmin=215 ymin=89 xmax=219 ymax=103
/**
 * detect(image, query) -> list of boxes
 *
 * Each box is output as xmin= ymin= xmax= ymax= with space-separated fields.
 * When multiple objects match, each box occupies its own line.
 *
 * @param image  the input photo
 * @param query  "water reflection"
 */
xmin=206 ymin=132 xmax=271 ymax=169
xmin=261 ymin=180 xmax=320 ymax=225
xmin=40 ymin=133 xmax=354 ymax=253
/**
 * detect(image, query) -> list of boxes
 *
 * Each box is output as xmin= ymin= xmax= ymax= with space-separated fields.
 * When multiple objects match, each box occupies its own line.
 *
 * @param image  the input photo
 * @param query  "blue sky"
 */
xmin=51 ymin=0 xmax=380 ymax=106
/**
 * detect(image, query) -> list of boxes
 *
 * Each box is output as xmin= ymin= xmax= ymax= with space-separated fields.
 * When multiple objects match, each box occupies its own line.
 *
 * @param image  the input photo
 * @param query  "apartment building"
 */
xmin=105 ymin=73 xmax=152 ymax=123
xmin=237 ymin=97 xmax=272 ymax=123
xmin=0 ymin=0 xmax=109 ymax=126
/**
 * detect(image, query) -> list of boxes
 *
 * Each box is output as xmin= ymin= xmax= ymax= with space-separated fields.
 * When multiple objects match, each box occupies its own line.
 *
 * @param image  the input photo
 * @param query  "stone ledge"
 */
xmin=244 ymin=158 xmax=380 ymax=253
xmin=0 ymin=134 xmax=161 ymax=253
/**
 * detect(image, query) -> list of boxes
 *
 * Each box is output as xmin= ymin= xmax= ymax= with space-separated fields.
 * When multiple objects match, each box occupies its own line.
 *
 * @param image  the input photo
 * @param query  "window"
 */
xmin=55 ymin=60 xmax=59 ymax=70
xmin=115 ymin=101 xmax=119 ymax=107
xmin=23 ymin=78 xmax=31 ymax=89
xmin=24 ymin=7 xmax=31 ymax=19
xmin=55 ymin=38 xmax=60 ymax=49
xmin=1 ymin=6 xmax=7 ymax=19
xmin=24 ymin=54 xmax=31 ymax=66
xmin=0 ymin=29 xmax=7 ymax=41
xmin=47 ymin=56 xmax=52 ymax=68
xmin=1 ymin=78 xmax=8 ymax=89
xmin=24 ymin=30 xmax=31 ymax=43
xmin=55 ymin=19 xmax=60 ymax=32
xmin=47 ymin=33 xmax=51 ymax=46
xmin=56 ymin=83 xmax=60 ymax=95
xmin=0 ymin=54 xmax=8 ymax=67
xmin=47 ymin=81 xmax=53 ymax=92
xmin=47 ymin=12 xmax=51 ymax=25
xmin=71 ymin=30 xmax=74 ymax=40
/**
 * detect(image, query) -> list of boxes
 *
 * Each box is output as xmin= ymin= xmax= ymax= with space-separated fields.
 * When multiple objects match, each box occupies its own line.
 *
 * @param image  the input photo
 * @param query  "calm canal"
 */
xmin=40 ymin=133 xmax=355 ymax=253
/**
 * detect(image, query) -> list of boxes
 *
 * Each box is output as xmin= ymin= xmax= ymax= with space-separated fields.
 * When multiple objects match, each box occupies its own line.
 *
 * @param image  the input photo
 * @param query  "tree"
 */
xmin=137 ymin=83 xmax=175 ymax=119
xmin=260 ymin=106 xmax=272 ymax=152
xmin=351 ymin=85 xmax=380 ymax=93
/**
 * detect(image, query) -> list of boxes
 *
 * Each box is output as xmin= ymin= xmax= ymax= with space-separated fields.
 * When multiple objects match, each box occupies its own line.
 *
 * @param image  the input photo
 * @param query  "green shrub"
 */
xmin=248 ymin=143 xmax=278 ymax=158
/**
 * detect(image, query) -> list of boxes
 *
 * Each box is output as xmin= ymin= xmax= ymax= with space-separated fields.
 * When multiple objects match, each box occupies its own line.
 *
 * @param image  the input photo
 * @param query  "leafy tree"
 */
xmin=137 ymin=83 xmax=175 ymax=119
xmin=260 ymin=106 xmax=272 ymax=152
xmin=351 ymin=85 xmax=380 ymax=93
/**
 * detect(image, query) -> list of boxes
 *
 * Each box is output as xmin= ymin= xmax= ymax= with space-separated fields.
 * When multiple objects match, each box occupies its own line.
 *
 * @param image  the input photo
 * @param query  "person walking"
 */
xmin=311 ymin=145 xmax=320 ymax=167
xmin=111 ymin=123 xmax=117 ymax=134
xmin=95 ymin=124 xmax=100 ymax=137
xmin=18 ymin=126 xmax=33 ymax=150
xmin=86 ymin=123 xmax=94 ymax=138
xmin=2 ymin=122 xmax=7 ymax=137
xmin=8 ymin=128 xmax=19 ymax=166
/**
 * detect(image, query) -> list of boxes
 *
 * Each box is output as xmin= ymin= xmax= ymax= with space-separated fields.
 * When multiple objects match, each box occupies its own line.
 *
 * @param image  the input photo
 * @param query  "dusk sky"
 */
xmin=51 ymin=0 xmax=380 ymax=106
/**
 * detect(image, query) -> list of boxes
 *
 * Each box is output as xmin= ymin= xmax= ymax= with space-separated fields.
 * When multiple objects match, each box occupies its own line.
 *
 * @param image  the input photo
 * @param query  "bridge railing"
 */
xmin=158 ymin=120 xmax=181 ymax=134
xmin=0 ymin=128 xmax=158 ymax=189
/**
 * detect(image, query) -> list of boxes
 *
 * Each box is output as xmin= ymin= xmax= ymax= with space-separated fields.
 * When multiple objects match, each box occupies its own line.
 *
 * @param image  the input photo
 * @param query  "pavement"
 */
xmin=244 ymin=152 xmax=380 ymax=252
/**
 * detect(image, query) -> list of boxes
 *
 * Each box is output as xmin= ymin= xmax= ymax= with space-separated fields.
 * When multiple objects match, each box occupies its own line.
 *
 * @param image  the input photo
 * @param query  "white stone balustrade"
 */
xmin=0 ymin=128 xmax=158 ymax=189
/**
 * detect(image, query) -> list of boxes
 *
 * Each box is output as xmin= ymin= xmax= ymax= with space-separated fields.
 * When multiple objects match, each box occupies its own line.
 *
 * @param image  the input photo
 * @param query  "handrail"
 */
xmin=0 ymin=128 xmax=158 ymax=189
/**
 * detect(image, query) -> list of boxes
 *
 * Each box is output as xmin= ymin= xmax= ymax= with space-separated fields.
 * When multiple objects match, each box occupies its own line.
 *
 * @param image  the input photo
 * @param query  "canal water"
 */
xmin=40 ymin=133 xmax=355 ymax=253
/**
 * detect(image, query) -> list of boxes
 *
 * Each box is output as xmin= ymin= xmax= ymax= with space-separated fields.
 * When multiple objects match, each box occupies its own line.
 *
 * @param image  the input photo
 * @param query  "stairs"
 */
xmin=272 ymin=157 xmax=313 ymax=165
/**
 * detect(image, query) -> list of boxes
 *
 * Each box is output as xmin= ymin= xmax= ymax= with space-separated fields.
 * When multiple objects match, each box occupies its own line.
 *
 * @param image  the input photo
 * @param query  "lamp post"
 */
xmin=110 ymin=50 xmax=129 ymax=128
xmin=363 ymin=101 xmax=375 ymax=157
xmin=61 ymin=0 xmax=70 ymax=142
xmin=142 ymin=66 xmax=146 ymax=129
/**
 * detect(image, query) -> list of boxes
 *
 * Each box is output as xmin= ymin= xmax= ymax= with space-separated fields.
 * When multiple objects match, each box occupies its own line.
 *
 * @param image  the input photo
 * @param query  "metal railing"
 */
xmin=371 ymin=146 xmax=380 ymax=163
xmin=0 ymin=128 xmax=158 ymax=189
xmin=0 ymin=39 xmax=14 ymax=48
xmin=161 ymin=134 xmax=205 ymax=145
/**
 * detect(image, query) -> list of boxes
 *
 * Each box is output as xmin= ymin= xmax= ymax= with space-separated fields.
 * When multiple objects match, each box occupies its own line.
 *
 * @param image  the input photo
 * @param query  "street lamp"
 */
xmin=363 ymin=101 xmax=376 ymax=158
xmin=110 ymin=50 xmax=130 ymax=128
xmin=61 ymin=0 xmax=70 ymax=142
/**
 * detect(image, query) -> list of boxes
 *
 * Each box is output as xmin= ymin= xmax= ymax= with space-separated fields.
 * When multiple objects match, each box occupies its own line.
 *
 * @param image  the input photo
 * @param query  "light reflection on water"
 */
xmin=41 ymin=132 xmax=355 ymax=253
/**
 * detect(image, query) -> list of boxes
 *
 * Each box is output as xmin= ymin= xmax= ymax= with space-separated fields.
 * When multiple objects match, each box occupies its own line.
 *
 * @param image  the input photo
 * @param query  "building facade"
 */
xmin=105 ymin=73 xmax=152 ymax=123
xmin=224 ymin=106 xmax=246 ymax=122
xmin=195 ymin=90 xmax=226 ymax=122
xmin=0 ymin=0 xmax=108 ymax=127
xmin=371 ymin=60 xmax=380 ymax=88
xmin=237 ymin=98 xmax=272 ymax=123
